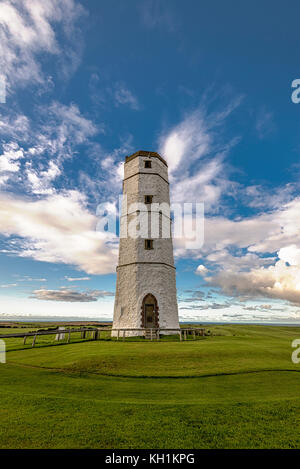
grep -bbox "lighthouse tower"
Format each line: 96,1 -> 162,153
112,150 -> 179,336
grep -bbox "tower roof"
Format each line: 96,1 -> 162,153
125,150 -> 168,167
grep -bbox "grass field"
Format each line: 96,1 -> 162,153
0,324 -> 299,448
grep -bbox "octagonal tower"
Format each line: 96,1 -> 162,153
112,150 -> 179,336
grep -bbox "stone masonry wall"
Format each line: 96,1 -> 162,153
112,153 -> 179,336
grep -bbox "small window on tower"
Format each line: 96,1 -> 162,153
144,160 -> 152,168
144,195 -> 153,204
145,239 -> 154,250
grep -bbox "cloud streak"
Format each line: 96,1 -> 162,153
31,287 -> 114,302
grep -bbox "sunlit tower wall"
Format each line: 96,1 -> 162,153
112,150 -> 179,336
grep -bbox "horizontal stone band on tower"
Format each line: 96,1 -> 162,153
123,171 -> 169,185
116,261 -> 176,270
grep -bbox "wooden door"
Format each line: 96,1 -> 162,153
145,304 -> 155,327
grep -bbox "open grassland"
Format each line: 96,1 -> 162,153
0,324 -> 299,448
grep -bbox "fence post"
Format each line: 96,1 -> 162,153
117,330 -> 120,341
193,330 -> 196,340
32,334 -> 37,348
123,330 -> 125,341
150,328 -> 153,341
23,336 -> 27,345
67,329 -> 71,343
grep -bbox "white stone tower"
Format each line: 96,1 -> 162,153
112,150 -> 179,336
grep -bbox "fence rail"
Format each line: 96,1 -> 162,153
0,326 -> 205,346
111,328 -> 205,341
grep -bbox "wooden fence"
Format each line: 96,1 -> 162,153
0,327 -> 205,347
111,328 -> 205,341
0,327 -> 103,347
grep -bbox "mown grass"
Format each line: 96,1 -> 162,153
0,324 -> 299,448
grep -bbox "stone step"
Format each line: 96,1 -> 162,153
144,329 -> 158,340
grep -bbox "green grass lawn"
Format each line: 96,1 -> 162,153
0,324 -> 299,448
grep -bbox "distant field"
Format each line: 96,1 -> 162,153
0,324 -> 299,448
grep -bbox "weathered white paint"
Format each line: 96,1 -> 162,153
112,152 -> 179,336
55,326 -> 66,341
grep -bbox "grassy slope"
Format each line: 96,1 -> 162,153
0,325 -> 299,449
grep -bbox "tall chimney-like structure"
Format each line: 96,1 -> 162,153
112,150 -> 179,336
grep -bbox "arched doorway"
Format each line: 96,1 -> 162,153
141,293 -> 159,328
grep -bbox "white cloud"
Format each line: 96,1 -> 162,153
0,142 -> 24,170
0,0 -> 85,92
208,260 -> 300,305
26,160 -> 61,195
278,245 -> 300,266
190,197 -> 300,306
159,98 -> 242,176
159,109 -> 211,175
0,190 -> 118,274
0,102 -> 99,193
157,97 -> 300,310
195,265 -> 208,276
198,197 -> 300,257
171,157 -> 225,206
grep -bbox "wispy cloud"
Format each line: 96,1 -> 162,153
0,0 -> 86,93
139,0 -> 178,33
17,277 -> 47,282
255,107 -> 275,139
89,73 -> 140,111
0,101 -> 99,194
114,83 -> 140,110
39,101 -> 99,162
0,113 -> 30,141
158,97 -> 242,210
65,276 -> 90,282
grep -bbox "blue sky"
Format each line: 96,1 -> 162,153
1,0 -> 300,323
